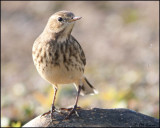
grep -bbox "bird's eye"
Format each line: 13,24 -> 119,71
58,17 -> 63,22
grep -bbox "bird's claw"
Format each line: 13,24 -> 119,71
41,104 -> 58,119
41,110 -> 51,117
64,105 -> 80,120
60,106 -> 81,111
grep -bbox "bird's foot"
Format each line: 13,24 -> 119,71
41,104 -> 59,119
64,105 -> 80,120
60,106 -> 81,111
51,104 -> 56,119
41,110 -> 51,117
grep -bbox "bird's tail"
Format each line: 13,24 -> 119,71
74,77 -> 98,96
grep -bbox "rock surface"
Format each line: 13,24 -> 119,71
23,108 -> 159,127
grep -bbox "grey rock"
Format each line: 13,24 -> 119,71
23,108 -> 159,127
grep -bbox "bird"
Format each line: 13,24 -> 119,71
32,10 -> 98,119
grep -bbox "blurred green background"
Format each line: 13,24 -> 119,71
1,1 -> 159,127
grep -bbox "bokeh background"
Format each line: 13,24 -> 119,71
1,1 -> 159,127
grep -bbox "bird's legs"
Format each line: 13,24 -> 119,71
41,85 -> 82,120
41,86 -> 58,119
64,85 -> 82,119
51,86 -> 57,119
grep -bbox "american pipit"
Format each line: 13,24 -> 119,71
32,10 -> 98,119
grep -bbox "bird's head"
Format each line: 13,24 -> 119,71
44,10 -> 81,39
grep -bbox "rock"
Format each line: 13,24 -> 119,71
23,108 -> 159,127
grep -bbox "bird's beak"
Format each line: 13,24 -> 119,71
69,16 -> 82,22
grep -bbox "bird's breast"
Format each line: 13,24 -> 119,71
32,37 -> 84,84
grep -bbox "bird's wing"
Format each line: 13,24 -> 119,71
71,35 -> 86,66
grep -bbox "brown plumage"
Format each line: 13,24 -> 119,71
32,10 -> 98,119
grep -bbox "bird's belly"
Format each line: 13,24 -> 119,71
36,63 -> 84,85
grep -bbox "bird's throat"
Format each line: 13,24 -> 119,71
55,27 -> 72,43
